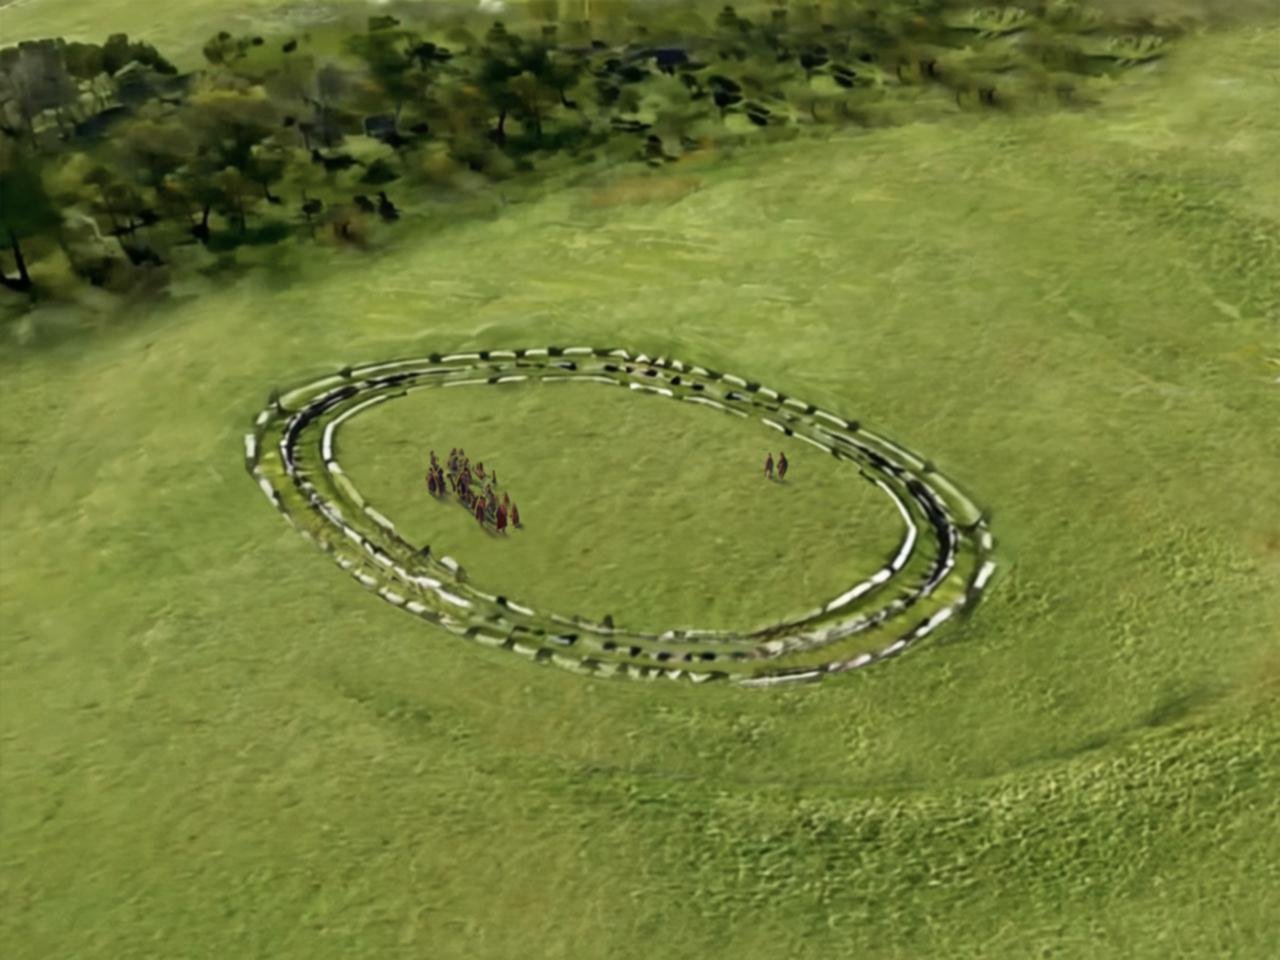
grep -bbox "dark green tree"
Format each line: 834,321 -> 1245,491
345,23 -> 419,123
0,144 -> 62,293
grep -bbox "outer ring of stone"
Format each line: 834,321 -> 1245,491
245,346 -> 998,687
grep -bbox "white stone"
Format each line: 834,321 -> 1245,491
364,507 -> 396,531
815,410 -> 845,427
973,561 -> 997,591
797,434 -> 833,453
436,589 -> 471,609
321,421 -> 337,462
825,580 -> 876,613
629,383 -> 672,398
926,607 -> 955,630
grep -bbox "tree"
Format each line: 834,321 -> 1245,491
212,166 -> 259,235
475,47 -> 522,145
542,46 -> 588,110
507,69 -> 555,142
121,117 -> 192,190
243,140 -> 289,205
182,83 -> 280,171
173,163 -> 226,245
345,23 -> 420,123
81,164 -> 162,265
0,142 -> 62,293
176,84 -> 282,242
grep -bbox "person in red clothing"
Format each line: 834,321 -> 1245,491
510,503 -> 520,527
764,452 -> 774,479
496,504 -> 508,533
474,498 -> 486,524
777,452 -> 789,480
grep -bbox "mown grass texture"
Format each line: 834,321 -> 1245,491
2,3 -> 1279,958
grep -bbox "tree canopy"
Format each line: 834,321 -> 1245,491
0,2 -> 1183,309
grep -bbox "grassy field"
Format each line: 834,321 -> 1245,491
0,0 -> 364,52
339,377 -> 907,634
3,2 -> 1279,958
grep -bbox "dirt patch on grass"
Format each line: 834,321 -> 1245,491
586,173 -> 703,209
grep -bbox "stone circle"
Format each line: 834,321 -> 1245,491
244,347 -> 998,686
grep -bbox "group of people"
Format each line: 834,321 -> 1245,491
426,448 -> 521,533
764,452 -> 789,481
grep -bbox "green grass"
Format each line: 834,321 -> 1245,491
340,378 -> 905,634
0,0 -> 363,53
2,6 -> 1279,959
